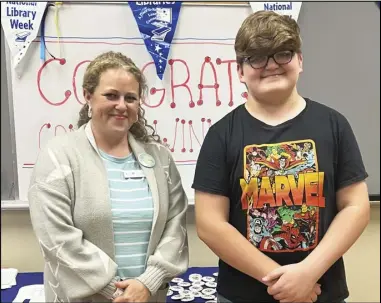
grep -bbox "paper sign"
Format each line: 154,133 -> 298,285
1,2 -> 48,72
129,1 -> 182,80
249,2 -> 302,20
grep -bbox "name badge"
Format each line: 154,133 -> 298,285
123,170 -> 145,179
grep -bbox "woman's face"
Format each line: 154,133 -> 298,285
85,68 -> 140,137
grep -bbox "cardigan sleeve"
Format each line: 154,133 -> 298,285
28,142 -> 119,301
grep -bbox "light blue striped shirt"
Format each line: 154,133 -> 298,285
99,149 -> 154,279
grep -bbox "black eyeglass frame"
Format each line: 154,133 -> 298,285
243,50 -> 295,69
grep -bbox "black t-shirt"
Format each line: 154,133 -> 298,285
192,98 -> 368,303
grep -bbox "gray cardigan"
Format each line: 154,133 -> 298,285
28,122 -> 189,302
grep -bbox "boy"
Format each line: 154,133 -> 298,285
192,10 -> 370,303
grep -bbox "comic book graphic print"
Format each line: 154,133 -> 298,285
240,140 -> 325,252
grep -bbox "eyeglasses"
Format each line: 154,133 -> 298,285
243,50 -> 295,69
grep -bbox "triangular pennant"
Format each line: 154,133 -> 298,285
1,2 -> 48,73
249,2 -> 302,21
129,1 -> 182,80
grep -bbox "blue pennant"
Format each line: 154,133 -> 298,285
129,1 -> 182,80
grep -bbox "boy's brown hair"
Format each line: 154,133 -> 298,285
234,10 -> 302,65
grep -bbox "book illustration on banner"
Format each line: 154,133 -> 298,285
168,272 -> 218,302
15,31 -> 31,42
151,22 -> 171,42
152,7 -> 172,40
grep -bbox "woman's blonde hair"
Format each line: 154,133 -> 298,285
77,51 -> 160,143
235,10 -> 302,65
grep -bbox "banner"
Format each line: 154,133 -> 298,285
249,2 -> 302,20
129,1 -> 182,80
1,1 -> 48,72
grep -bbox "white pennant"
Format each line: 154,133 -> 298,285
1,2 -> 47,73
249,2 -> 302,21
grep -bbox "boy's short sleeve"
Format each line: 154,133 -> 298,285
192,127 -> 229,197
336,114 -> 368,190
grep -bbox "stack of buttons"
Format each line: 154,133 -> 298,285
167,271 -> 219,302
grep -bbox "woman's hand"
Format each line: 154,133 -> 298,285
113,279 -> 151,303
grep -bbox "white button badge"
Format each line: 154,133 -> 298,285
138,153 -> 155,168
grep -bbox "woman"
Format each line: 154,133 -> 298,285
28,51 -> 189,303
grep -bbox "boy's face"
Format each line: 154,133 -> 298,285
237,49 -> 303,103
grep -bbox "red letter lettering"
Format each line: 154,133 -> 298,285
38,123 -> 51,149
37,58 -> 71,106
216,58 -> 236,107
197,56 -> 221,107
169,59 -> 194,108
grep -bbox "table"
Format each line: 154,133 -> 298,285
1,267 -> 218,303
1,272 -> 43,303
